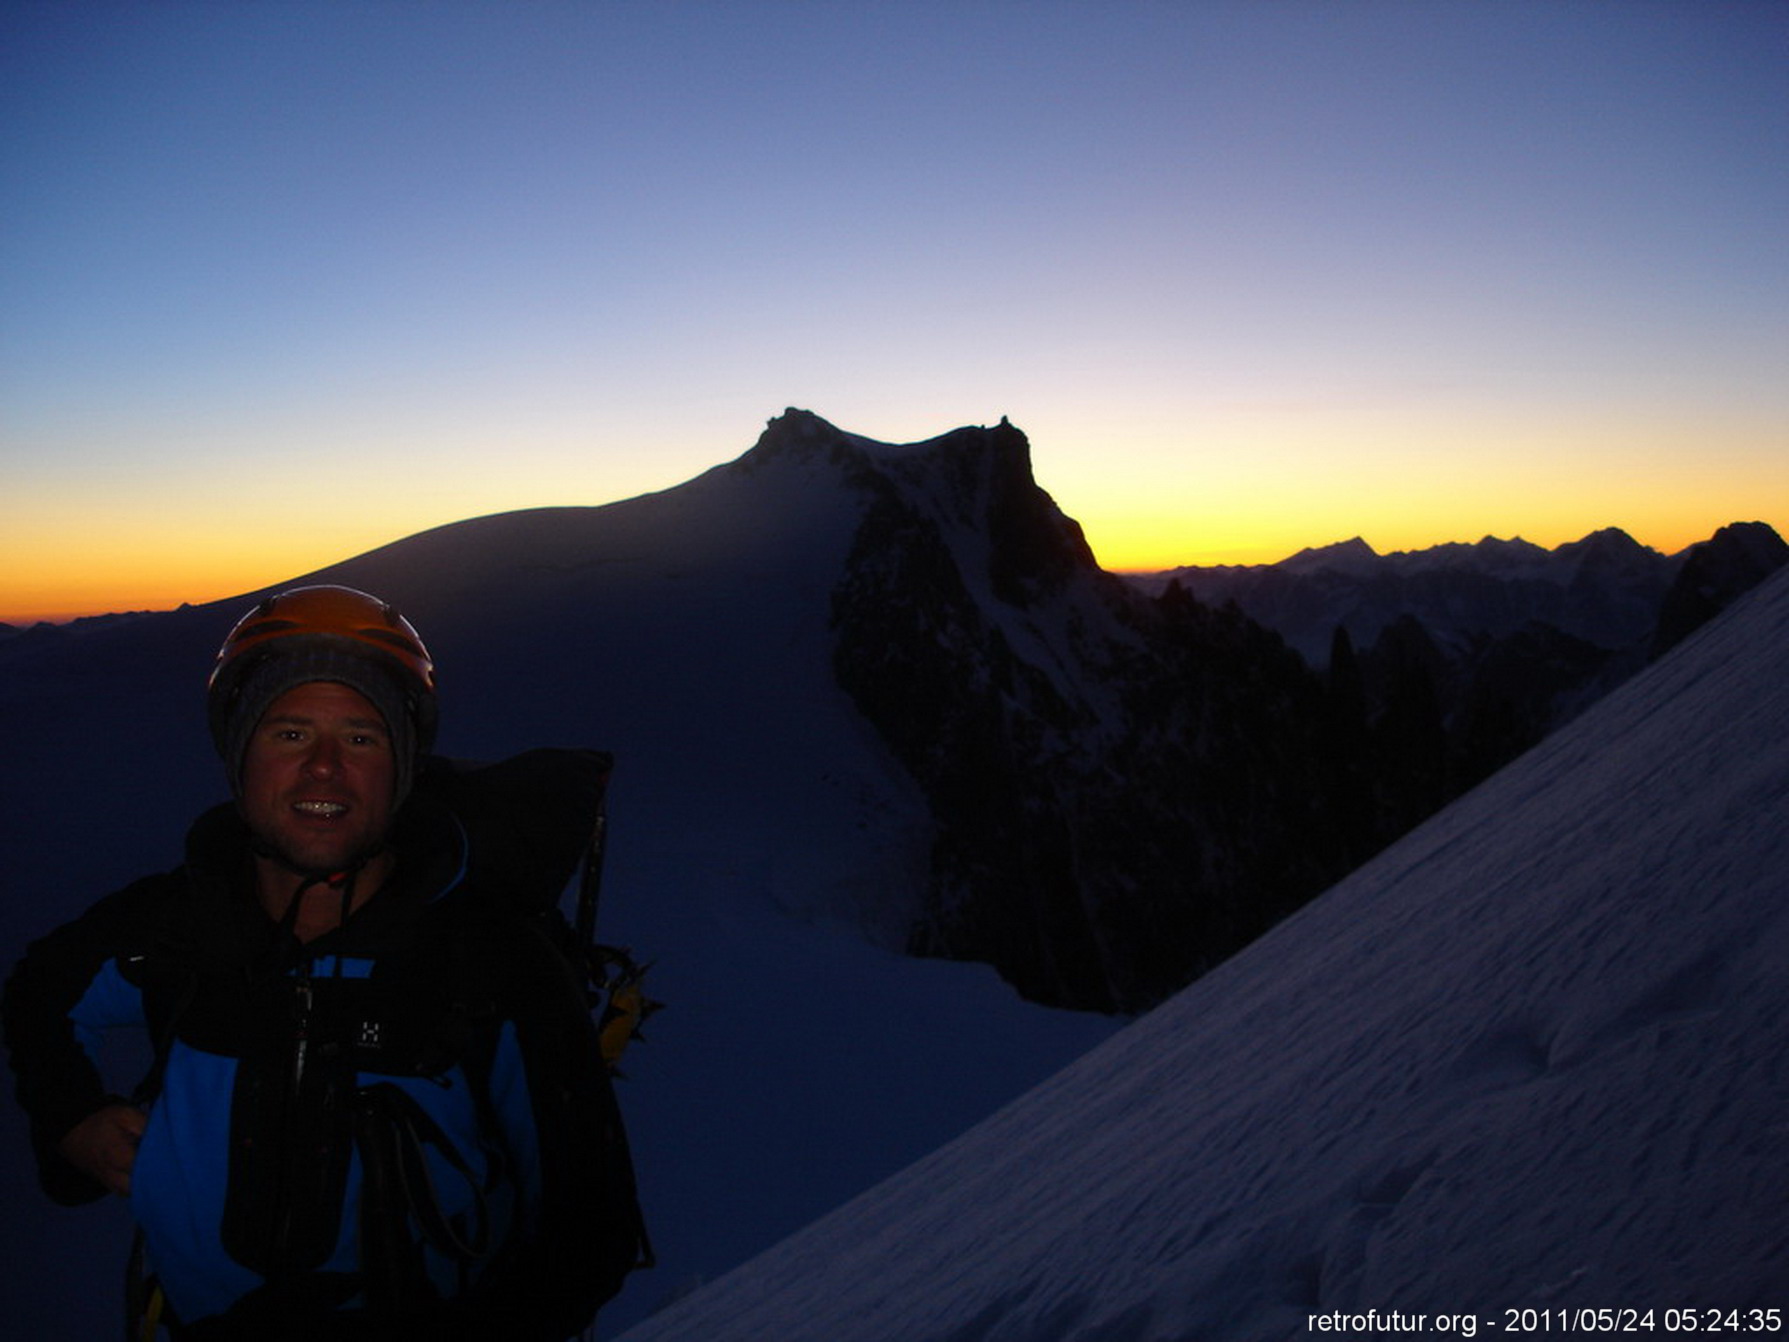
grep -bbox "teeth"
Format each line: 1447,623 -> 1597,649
294,801 -> 348,817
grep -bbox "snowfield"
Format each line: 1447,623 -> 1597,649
615,565 -> 1789,1340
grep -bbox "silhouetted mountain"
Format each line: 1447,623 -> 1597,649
1653,520 -> 1789,656
817,412 -> 1367,1011
2,410 -> 1141,1335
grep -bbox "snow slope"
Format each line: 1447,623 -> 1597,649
615,564 -> 1789,1340
0,425 -> 1119,1338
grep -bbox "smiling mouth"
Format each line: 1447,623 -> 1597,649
293,801 -> 350,818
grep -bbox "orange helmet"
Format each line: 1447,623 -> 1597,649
207,585 -> 439,801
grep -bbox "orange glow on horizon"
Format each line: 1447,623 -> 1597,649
0,527 -> 395,628
10,508 -> 1781,629
3,575 -> 266,629
1085,517 -> 1759,575
7,418 -> 1783,627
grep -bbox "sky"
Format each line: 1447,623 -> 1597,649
3,0 -> 1786,624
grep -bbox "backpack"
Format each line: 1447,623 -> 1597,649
417,749 -> 662,1076
396,748 -> 658,1266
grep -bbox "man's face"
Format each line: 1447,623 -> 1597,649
238,680 -> 397,876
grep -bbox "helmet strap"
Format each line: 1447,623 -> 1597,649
256,841 -> 388,944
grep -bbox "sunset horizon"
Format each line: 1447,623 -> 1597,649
5,414 -> 1775,628
7,3 -> 1784,629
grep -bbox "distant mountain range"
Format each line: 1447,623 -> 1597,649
1130,522 -> 1788,667
1117,522 -> 1786,866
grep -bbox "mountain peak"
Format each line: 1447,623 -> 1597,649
765,405 -> 838,441
1474,533 -> 1544,556
739,409 -> 1039,488
1702,519 -> 1789,568
735,407 -> 859,472
1280,536 -> 1379,575
1573,524 -> 1644,549
1654,520 -> 1789,655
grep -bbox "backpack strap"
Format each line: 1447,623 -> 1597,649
352,1080 -> 495,1313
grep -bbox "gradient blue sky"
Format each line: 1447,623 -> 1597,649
4,1 -> 1786,622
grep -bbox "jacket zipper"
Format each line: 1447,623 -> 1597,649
291,970 -> 314,1092
269,963 -> 314,1264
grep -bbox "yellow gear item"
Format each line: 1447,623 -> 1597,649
137,1282 -> 165,1341
592,947 -> 661,1072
